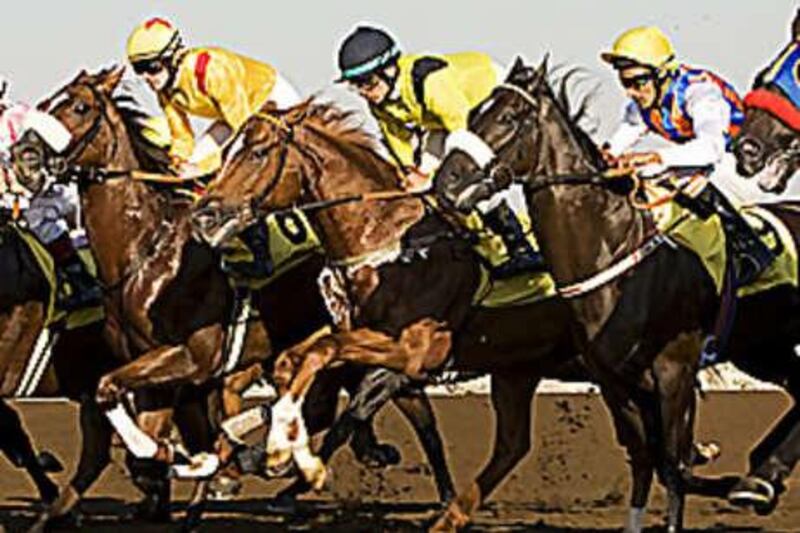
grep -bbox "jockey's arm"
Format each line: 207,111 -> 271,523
161,97 -> 196,167
377,116 -> 416,170
656,81 -> 729,168
406,70 -> 474,179
605,100 -> 648,158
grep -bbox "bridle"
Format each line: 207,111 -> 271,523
42,83 -> 118,173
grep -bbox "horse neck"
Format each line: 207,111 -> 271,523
80,113 -> 169,285
297,126 -> 424,261
528,101 -> 647,288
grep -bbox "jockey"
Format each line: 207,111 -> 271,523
126,17 -> 302,278
601,26 -> 774,286
5,107 -> 102,310
0,78 -> 29,200
336,25 -> 544,278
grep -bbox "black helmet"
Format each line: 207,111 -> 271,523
337,26 -> 400,82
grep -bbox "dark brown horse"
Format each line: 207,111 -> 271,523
26,66 -> 461,526
436,57 -> 800,531
734,9 -> 800,193
190,99 -> 617,531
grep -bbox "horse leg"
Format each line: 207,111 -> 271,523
275,367 -> 454,505
173,385 -> 216,529
266,321 -> 451,486
601,388 -> 656,533
392,387 -> 455,502
432,372 -> 536,532
125,390 -> 176,523
222,363 -> 264,417
729,372 -> 800,514
0,399 -> 59,503
96,324 -> 223,406
652,333 -> 701,533
31,397 -> 113,531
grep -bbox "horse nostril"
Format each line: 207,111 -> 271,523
739,139 -> 763,160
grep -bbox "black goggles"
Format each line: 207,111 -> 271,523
620,73 -> 656,90
132,59 -> 165,76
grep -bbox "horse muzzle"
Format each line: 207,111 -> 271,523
191,202 -> 255,248
753,150 -> 798,194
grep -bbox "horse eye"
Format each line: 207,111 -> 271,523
251,148 -> 268,161
73,101 -> 89,115
499,111 -> 517,125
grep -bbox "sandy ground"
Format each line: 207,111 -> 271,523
1,391 -> 799,532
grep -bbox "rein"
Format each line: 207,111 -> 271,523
239,111 -> 428,218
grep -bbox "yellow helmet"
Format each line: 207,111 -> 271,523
126,17 -> 182,63
601,26 -> 676,70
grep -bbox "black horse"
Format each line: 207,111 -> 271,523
436,57 -> 800,531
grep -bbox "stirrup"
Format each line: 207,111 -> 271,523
699,335 -> 720,368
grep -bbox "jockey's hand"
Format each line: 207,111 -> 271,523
617,151 -> 663,170
600,143 -> 619,167
402,167 -> 432,193
176,161 -> 205,180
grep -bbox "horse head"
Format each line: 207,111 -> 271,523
734,9 -> 800,193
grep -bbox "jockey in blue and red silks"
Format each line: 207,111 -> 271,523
600,26 -> 774,287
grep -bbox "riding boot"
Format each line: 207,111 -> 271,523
47,233 -> 102,311
678,184 -> 775,287
482,201 -> 546,279
225,218 -> 274,280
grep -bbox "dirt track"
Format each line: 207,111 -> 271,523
1,391 -> 799,532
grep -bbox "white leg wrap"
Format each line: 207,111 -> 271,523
171,452 -> 221,479
104,404 -> 159,459
221,405 -> 267,444
624,506 -> 646,533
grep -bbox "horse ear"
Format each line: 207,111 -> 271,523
536,54 -> 550,81
792,8 -> 800,41
97,65 -> 126,95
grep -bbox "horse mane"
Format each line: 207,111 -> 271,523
543,64 -> 607,171
111,93 -> 173,174
298,100 -> 403,190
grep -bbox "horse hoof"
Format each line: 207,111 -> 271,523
263,493 -> 298,515
131,495 -> 172,523
38,479 -> 59,505
728,475 -> 780,515
43,509 -> 82,530
37,451 -> 64,473
355,443 -> 401,468
208,475 -> 242,501
691,441 -> 721,467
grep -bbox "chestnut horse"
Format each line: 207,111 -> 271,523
25,66 -> 459,527
190,99 -> 608,531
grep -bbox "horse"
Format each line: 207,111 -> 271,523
435,57 -> 800,531
0,205 -> 230,528
26,66 -> 460,527
189,95 -> 632,531
734,9 -> 800,193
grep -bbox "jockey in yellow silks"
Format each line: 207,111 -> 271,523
600,26 -> 774,286
336,25 -> 544,278
126,17 -> 302,278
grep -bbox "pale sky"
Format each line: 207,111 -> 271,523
2,0 -> 797,196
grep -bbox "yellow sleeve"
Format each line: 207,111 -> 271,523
160,96 -> 195,162
204,57 -> 253,132
423,70 -> 473,132
376,115 -> 416,168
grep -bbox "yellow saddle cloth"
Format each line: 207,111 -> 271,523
14,226 -> 104,330
462,210 -> 557,308
221,209 -> 322,289
651,198 -> 798,297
